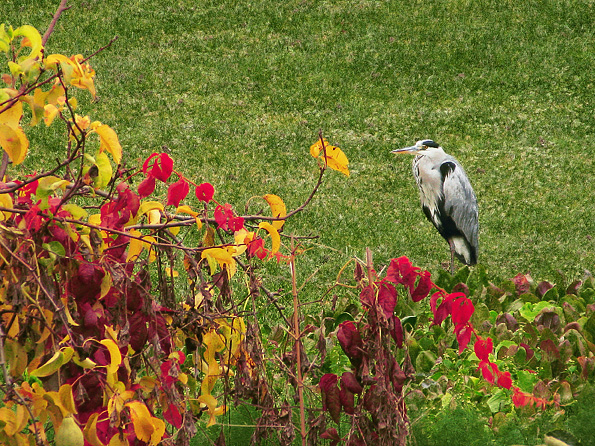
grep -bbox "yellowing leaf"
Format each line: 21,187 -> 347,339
197,395 -> 226,427
176,205 -> 203,229
45,54 -> 96,99
58,383 -> 77,415
94,124 -> 122,164
94,151 -> 113,189
201,247 -> 236,277
108,432 -> 128,446
100,339 -> 121,375
30,350 -> 64,377
324,144 -> 350,176
258,222 -> 281,256
83,413 -> 104,446
165,267 -> 178,277
0,192 -> 13,221
13,25 -> 43,60
263,194 -> 286,230
310,138 -> 350,176
149,418 -> 165,446
125,401 -> 155,443
233,229 -> 250,256
0,101 -> 28,164
0,407 -> 18,436
137,201 -> 164,218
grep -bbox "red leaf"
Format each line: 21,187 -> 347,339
247,238 -> 267,260
320,428 -> 341,443
138,175 -> 156,198
377,282 -> 397,319
195,182 -> 215,202
152,153 -> 174,182
337,322 -> 363,366
142,153 -> 159,174
520,343 -> 534,361
339,386 -> 355,414
497,370 -> 512,389
474,337 -> 493,362
385,256 -> 420,290
319,374 -> 341,424
478,360 -> 496,384
431,295 -> 453,326
411,270 -> 433,302
167,177 -> 189,207
141,152 -> 174,182
340,372 -> 363,395
359,285 -> 375,308
512,273 -> 531,295
451,296 -> 474,326
164,403 -> 183,428
228,216 -> 244,231
512,386 -> 532,408
454,323 -> 472,353
390,316 -> 404,348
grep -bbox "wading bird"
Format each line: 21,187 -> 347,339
392,139 -> 478,274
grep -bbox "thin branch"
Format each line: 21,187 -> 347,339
42,0 -> 72,46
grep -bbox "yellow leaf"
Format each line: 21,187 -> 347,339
201,247 -> 236,277
176,205 -> 203,229
0,123 -> 28,164
83,413 -> 104,446
0,407 -> 18,436
58,383 -> 77,415
258,222 -> 281,256
263,194 -> 286,230
196,395 -> 226,427
324,144 -> 350,176
147,209 -> 161,225
125,401 -> 154,443
100,339 -> 122,375
0,100 -> 28,164
310,138 -> 350,176
0,191 -> 13,221
149,417 -> 165,446
108,432 -> 128,446
13,25 -> 43,60
165,267 -> 179,277
30,350 -> 64,378
126,230 -> 144,262
233,229 -> 249,256
137,201 -> 164,218
94,124 -> 122,164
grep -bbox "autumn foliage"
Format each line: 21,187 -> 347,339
1,10 -> 592,446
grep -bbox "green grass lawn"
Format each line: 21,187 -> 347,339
3,0 -> 595,286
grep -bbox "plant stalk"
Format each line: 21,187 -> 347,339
290,237 -> 307,446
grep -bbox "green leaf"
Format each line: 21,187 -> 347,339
486,388 -> 508,413
516,370 -> 538,393
42,241 -> 65,257
94,150 -> 113,189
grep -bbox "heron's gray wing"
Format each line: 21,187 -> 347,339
440,160 -> 479,252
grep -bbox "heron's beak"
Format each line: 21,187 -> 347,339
391,146 -> 418,155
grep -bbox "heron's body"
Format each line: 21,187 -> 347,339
392,140 -> 478,272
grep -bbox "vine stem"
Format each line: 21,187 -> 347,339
290,237 -> 307,446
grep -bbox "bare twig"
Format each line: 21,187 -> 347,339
42,0 -> 72,45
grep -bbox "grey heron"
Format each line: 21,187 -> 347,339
392,139 -> 478,273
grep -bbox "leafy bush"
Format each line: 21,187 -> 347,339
1,7 -> 594,446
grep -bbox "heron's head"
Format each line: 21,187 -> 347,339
391,139 -> 440,155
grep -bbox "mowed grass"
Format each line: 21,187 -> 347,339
3,0 -> 595,289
